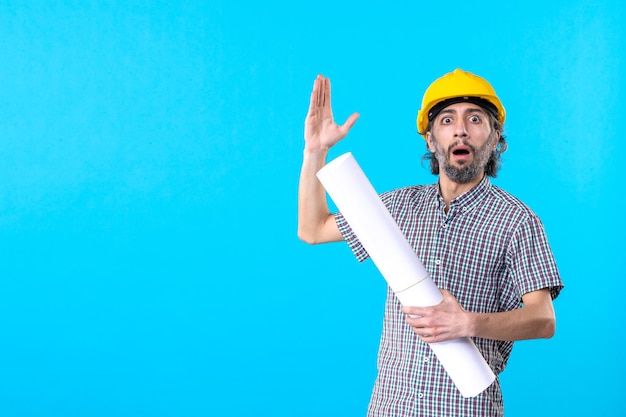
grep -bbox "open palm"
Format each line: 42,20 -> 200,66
304,75 -> 359,151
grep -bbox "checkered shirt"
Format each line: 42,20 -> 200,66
335,176 -> 563,417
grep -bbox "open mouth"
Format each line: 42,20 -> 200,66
451,145 -> 472,158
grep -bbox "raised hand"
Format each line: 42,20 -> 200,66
304,74 -> 359,152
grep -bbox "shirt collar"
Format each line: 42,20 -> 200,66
436,175 -> 492,214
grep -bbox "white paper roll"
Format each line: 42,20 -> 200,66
316,152 -> 496,398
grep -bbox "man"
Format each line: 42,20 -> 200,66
298,69 -> 563,416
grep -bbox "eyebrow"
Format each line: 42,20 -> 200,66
438,106 -> 488,117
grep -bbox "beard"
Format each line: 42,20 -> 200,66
431,131 -> 497,184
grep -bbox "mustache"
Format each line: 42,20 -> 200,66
447,140 -> 476,155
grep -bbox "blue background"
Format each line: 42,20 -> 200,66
0,1 -> 623,416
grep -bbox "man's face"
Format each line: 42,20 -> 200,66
427,102 -> 499,184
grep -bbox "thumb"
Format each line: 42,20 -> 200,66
339,112 -> 360,135
440,289 -> 456,302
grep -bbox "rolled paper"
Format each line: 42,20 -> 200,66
316,152 -> 496,398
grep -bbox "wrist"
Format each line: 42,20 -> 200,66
303,146 -> 329,158
466,311 -> 480,338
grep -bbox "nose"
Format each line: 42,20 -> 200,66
453,119 -> 468,138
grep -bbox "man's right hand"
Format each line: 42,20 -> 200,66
304,74 -> 359,152
297,74 -> 357,244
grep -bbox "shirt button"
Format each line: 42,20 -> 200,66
423,356 -> 429,362
418,393 -> 424,399
434,259 -> 441,266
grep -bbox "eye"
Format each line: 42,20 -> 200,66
441,117 -> 453,124
469,115 -> 481,123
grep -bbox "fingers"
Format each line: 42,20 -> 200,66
309,75 -> 321,107
406,317 -> 443,341
323,76 -> 330,107
307,75 -> 329,117
410,322 -> 440,341
403,306 -> 437,339
404,312 -> 429,330
306,75 -> 326,123
313,74 -> 327,107
402,305 -> 427,316
310,74 -> 330,108
317,75 -> 325,108
419,333 -> 436,342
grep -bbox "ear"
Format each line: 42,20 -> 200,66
491,130 -> 501,151
426,131 -> 436,152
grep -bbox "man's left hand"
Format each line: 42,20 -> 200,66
402,290 -> 473,343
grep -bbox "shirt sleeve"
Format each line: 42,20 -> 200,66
506,214 -> 564,301
334,211 -> 370,262
334,189 -> 399,264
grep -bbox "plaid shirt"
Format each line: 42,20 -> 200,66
335,176 -> 563,417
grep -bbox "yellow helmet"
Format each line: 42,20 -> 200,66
416,68 -> 506,139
